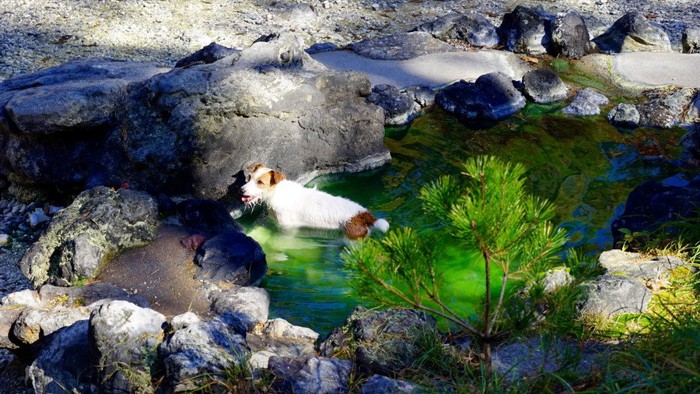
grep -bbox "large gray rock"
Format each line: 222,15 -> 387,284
436,72 -> 526,121
498,6 -> 554,55
20,187 -> 158,287
412,13 -> 499,47
248,318 -> 319,370
211,286 -> 270,331
269,356 -> 353,394
366,84 -> 421,126
522,68 -> 568,104
562,88 -> 609,116
194,230 -> 267,286
599,249 -> 688,285
26,321 -> 98,394
638,87 -> 697,129
12,307 -> 89,346
592,11 -> 672,53
350,32 -> 456,60
607,103 -> 640,128
159,314 -> 250,392
89,300 -> 166,393
682,27 -> 700,53
579,275 -> 652,317
551,10 -> 591,59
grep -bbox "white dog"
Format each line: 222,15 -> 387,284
241,163 -> 389,239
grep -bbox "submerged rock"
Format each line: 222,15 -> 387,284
592,11 -> 672,53
413,13 -> 499,47
350,32 -> 456,60
436,72 -> 526,121
498,5 -> 554,55
522,68 -> 568,104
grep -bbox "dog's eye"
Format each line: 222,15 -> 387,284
257,180 -> 263,185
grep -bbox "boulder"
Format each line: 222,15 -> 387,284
607,103 -> 640,128
248,318 -> 319,370
403,85 -> 436,107
551,10 -> 591,59
89,300 -> 166,393
12,307 -> 89,346
26,321 -> 98,394
436,72 -> 526,122
522,68 -> 568,104
269,356 -> 353,394
159,314 -> 249,392
562,88 -> 609,116
211,286 -> 270,331
350,32 -> 456,60
360,375 -> 423,394
412,13 -> 499,47
20,187 -> 158,287
579,275 -> 652,317
366,84 -> 421,126
598,249 -> 688,286
638,88 -> 697,129
682,27 -> 700,53
176,198 -> 243,237
175,42 -> 241,68
592,11 -> 672,53
681,126 -> 700,159
194,230 -> 267,285
498,6 -> 554,55
320,307 -> 438,375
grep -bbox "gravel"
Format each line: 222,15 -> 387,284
1,0 -> 699,80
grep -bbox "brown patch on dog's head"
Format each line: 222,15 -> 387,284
253,169 -> 287,191
345,211 -> 377,240
247,163 -> 265,172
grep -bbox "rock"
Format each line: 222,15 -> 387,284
522,68 -> 568,104
1,289 -> 41,307
38,282 -> 149,308
638,88 -> 697,129
20,187 -> 158,287
27,208 -> 50,228
320,307 -> 438,375
248,318 -> 319,370
686,94 -> 700,124
0,233 -> 9,247
607,103 -> 640,128
211,287 -> 270,331
262,318 -> 319,342
498,5 -> 554,55
194,230 -> 267,286
436,72 -> 526,122
176,198 -> 243,237
305,42 -> 340,54
360,374 -> 422,393
540,267 -> 574,293
412,13 -> 499,47
0,307 -> 22,349
579,275 -> 652,317
269,356 -> 353,394
612,179 -> 700,245
598,249 -> 688,286
682,27 -> 700,53
551,10 -> 591,59
403,85 -> 435,107
89,300 -> 166,393
592,11 -> 672,53
366,84 -> 421,126
350,32 -> 456,60
12,307 -> 89,346
159,316 -> 249,392
175,42 -> 240,68
26,321 -> 98,394
681,126 -> 700,159
562,88 -> 609,116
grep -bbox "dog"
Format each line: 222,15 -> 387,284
241,163 -> 389,239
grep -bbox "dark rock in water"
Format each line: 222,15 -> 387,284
305,42 -> 339,54
404,85 -> 435,107
194,230 -> 267,285
579,275 -> 652,317
681,126 -> 700,159
412,12 -> 499,47
683,27 -> 700,53
366,84 -> 420,126
551,10 -> 591,59
320,307 -> 438,375
177,199 -> 242,237
607,103 -> 640,128
498,5 -> 554,55
522,68 -> 568,103
562,88 -> 609,116
350,31 -> 456,60
269,356 -> 353,394
592,11 -> 672,53
611,180 -> 700,245
436,72 -> 526,121
360,374 -> 423,394
175,42 -> 240,68
20,187 -> 158,287
26,321 -> 97,393
638,87 -> 697,129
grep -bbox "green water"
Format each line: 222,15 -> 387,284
240,106 -> 694,335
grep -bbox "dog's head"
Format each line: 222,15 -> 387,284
241,163 -> 287,205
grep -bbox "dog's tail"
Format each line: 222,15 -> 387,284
373,218 -> 390,233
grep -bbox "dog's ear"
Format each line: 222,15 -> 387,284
247,163 -> 265,172
270,170 -> 286,185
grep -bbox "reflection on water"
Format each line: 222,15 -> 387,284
240,106 -> 695,335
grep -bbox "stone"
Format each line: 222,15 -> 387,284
194,230 -> 267,286
12,306 -> 89,345
682,27 -> 700,53
366,84 -> 421,126
305,42 -> 340,54
211,286 -> 270,331
360,374 -> 422,393
176,198 -> 243,237
638,88 -> 697,129
592,11 -> 672,53
0,307 -> 22,349
20,187 -> 158,287
579,275 -> 652,317
269,356 -> 353,394
263,318 -> 319,342
248,318 -> 319,370
522,68 -> 568,104
598,249 -> 688,285
350,32 -> 456,60
27,208 -> 50,228
562,88 -> 609,116
607,103 -> 640,128
681,126 -> 700,159
686,94 -> 700,124
159,317 -> 249,392
175,42 -> 240,68
89,300 -> 166,393
412,13 -> 499,47
1,288 -> 41,307
551,10 -> 591,59
436,72 -> 526,122
498,5 -> 554,55
540,267 -> 574,293
0,233 -> 8,247
403,85 -> 435,107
